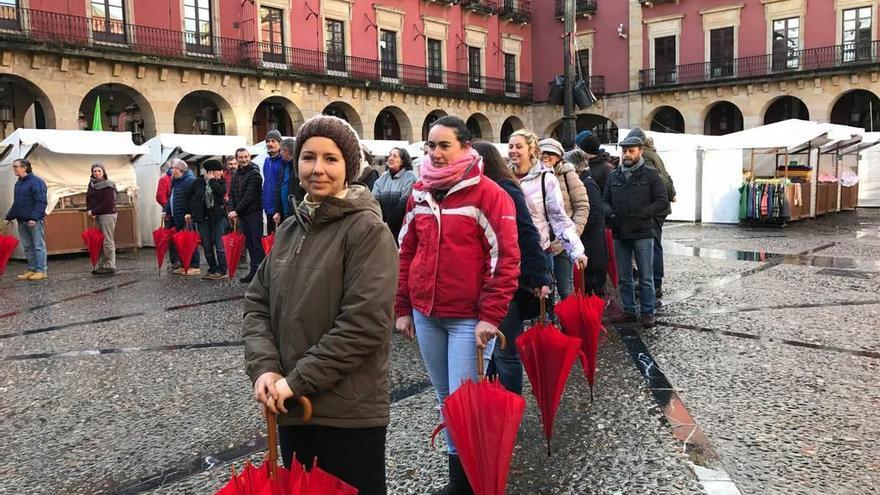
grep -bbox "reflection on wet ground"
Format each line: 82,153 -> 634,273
0,279 -> 141,319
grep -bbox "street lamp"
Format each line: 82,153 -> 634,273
195,109 -> 210,134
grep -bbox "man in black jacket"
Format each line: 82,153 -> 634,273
186,160 -> 228,280
601,136 -> 669,327
228,148 -> 264,284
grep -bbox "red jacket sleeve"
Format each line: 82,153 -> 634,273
477,184 -> 521,327
394,195 -> 417,317
156,175 -> 170,207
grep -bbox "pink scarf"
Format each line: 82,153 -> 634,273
419,148 -> 480,191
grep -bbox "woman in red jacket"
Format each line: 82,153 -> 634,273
396,116 -> 520,494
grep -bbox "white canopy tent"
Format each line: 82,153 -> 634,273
133,134 -> 246,246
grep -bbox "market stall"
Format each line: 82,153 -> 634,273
0,129 -> 147,257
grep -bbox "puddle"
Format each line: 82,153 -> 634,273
0,279 -> 141,319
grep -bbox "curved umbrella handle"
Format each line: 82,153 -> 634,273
264,396 -> 312,479
476,331 -> 507,381
297,395 -> 313,422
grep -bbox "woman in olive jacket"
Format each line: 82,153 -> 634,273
243,116 -> 398,495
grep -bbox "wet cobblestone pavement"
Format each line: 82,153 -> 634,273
2,209 -> 879,494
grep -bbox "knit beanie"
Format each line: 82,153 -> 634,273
574,130 -> 593,151
265,129 -> 283,144
292,115 -> 362,184
203,159 -> 223,171
580,134 -> 601,156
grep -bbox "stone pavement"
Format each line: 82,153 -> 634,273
1,209 -> 879,494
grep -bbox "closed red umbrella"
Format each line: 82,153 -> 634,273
288,461 -> 358,495
0,228 -> 19,276
81,226 -> 104,268
223,220 -> 247,280
172,224 -> 201,274
261,232 -> 275,256
515,301 -> 582,456
604,228 -> 618,288
555,270 -> 606,400
152,226 -> 176,271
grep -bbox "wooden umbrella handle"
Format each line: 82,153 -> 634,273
297,395 -> 313,422
540,296 -> 546,325
264,396 -> 313,479
476,331 -> 507,381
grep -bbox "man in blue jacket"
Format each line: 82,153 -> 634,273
261,130 -> 283,234
5,159 -> 48,280
163,158 -> 199,275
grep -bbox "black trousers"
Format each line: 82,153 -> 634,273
239,211 -> 265,275
265,212 -> 277,234
279,424 -> 387,495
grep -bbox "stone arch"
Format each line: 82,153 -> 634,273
173,90 -> 236,135
0,73 -> 57,134
648,106 -> 685,133
421,109 -> 447,141
829,89 -> 880,130
466,113 -> 492,140
703,101 -> 743,136
763,95 -> 809,125
78,82 -> 156,143
322,101 -> 364,137
252,96 -> 304,142
374,105 -> 413,141
500,116 -> 525,142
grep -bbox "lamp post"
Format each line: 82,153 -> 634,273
560,0 -> 577,149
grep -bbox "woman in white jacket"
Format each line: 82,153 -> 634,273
509,129 -> 587,287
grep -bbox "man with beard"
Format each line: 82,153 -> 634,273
601,136 -> 668,328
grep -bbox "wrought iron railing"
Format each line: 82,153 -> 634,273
499,0 -> 531,23
640,40 -> 880,89
0,7 -> 531,100
461,0 -> 498,15
554,0 -> 598,19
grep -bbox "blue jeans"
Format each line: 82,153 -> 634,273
614,238 -> 655,316
198,216 -> 228,274
653,219 -> 664,291
553,252 -> 573,300
413,309 -> 496,455
490,298 -> 525,395
18,220 -> 47,273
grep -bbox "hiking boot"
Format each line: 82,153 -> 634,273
94,267 -> 115,276
610,312 -> 637,324
28,272 -> 48,281
16,270 -> 35,281
639,314 -> 656,328
432,455 -> 473,495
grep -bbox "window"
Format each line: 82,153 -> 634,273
843,7 -> 872,63
504,53 -> 516,93
260,6 -> 284,63
326,19 -> 346,72
468,46 -> 482,89
0,0 -> 19,30
654,35 -> 677,83
91,0 -> 126,43
772,17 -> 800,70
427,38 -> 443,84
380,29 -> 398,79
184,0 -> 213,54
710,27 -> 734,78
575,48 -> 590,80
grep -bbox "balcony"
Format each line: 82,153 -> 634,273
0,7 -> 531,101
639,41 -> 880,90
499,0 -> 531,23
639,0 -> 680,6
555,0 -> 598,19
461,0 -> 497,16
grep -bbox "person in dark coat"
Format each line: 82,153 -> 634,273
164,158 -> 200,275
474,140 -> 551,395
262,130 -> 284,234
372,147 -> 417,242
356,145 -> 380,191
601,136 -> 668,328
228,148 -> 264,284
566,149 -> 609,297
4,158 -> 48,280
274,138 -> 306,223
186,160 -> 228,280
578,133 -> 613,193
86,162 -> 117,276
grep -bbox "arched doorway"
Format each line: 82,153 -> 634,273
548,114 -> 618,144
252,97 -> 302,141
174,91 -> 234,136
831,90 -> 880,131
422,110 -> 447,141
704,102 -> 743,136
79,83 -> 155,144
764,96 -> 809,124
322,102 -> 363,136
500,116 -> 524,142
0,74 -> 56,138
649,106 -> 685,133
466,113 -> 492,140
374,106 -> 412,141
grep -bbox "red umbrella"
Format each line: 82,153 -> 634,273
223,220 -> 247,280
152,226 -> 176,271
515,302 -> 582,456
172,224 -> 201,274
604,228 -> 619,288
261,232 -> 275,256
81,226 -> 104,267
288,461 -> 358,495
555,272 -> 606,401
0,228 -> 19,276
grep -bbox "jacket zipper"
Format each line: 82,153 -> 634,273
428,201 -> 442,314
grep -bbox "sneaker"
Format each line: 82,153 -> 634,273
16,270 -> 35,280
28,272 -> 48,281
610,312 -> 637,324
90,268 -> 100,275
171,267 -> 186,275
208,272 -> 228,280
168,263 -> 182,272
183,268 -> 201,276
95,267 -> 115,276
639,314 -> 656,328
201,271 -> 215,280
